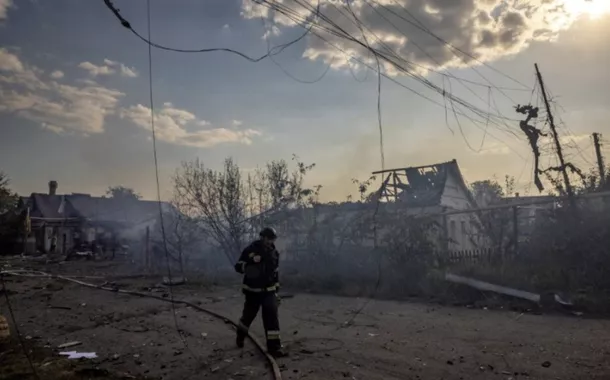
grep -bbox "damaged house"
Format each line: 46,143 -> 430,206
268,159 -> 490,261
19,181 -> 171,255
374,159 -> 488,251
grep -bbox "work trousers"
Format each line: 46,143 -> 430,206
237,291 -> 281,351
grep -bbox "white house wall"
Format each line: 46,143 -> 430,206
441,172 -> 490,251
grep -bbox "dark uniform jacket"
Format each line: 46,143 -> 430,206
234,240 -> 279,293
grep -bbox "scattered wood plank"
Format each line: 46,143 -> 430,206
445,273 -> 540,303
57,341 -> 82,349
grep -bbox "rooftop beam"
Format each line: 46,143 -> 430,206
371,159 -> 456,175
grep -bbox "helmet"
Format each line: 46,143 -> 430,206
259,227 -> 277,239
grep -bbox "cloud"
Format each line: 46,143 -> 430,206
0,49 -> 124,134
119,65 -> 139,78
231,119 -> 243,127
0,48 -> 24,72
78,61 -> 115,76
242,0 -> 610,74
262,25 -> 281,40
50,70 -> 64,79
42,123 -> 65,134
78,59 -> 139,78
0,0 -> 12,20
120,103 -> 261,148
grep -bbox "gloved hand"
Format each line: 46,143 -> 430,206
276,293 -> 282,306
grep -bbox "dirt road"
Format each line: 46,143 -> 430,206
2,259 -> 610,380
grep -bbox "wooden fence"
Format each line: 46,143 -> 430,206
438,248 -> 500,266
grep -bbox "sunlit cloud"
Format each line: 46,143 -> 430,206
242,0 -> 610,75
0,49 -> 124,134
120,103 -> 261,148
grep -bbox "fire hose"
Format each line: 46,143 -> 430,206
1,270 -> 282,380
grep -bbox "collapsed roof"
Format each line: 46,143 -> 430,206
375,159 -> 475,208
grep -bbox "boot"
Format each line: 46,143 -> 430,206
269,347 -> 288,358
236,333 -> 245,349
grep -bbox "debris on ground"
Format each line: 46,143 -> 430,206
163,276 -> 187,286
2,258 -> 609,380
57,341 -> 82,349
59,351 -> 98,359
0,315 -> 10,340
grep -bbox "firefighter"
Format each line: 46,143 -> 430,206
234,227 -> 287,358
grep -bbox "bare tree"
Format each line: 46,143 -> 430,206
172,154 -> 320,267
173,158 -> 247,263
251,156 -> 317,215
152,199 -> 203,274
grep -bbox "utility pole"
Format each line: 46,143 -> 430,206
535,63 -> 574,200
593,133 -> 605,186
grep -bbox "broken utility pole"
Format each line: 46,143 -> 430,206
535,63 -> 574,201
515,104 -> 545,192
593,133 -> 605,186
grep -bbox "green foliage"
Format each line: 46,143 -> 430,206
0,171 -> 20,253
106,185 -> 142,201
524,204 -> 610,292
470,175 -> 515,206
469,176 -> 516,252
0,171 -> 18,214
575,165 -> 610,195
279,175 -> 438,298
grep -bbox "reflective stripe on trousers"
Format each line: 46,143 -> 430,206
266,330 -> 281,340
242,283 -> 279,292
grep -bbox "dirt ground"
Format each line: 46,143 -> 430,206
2,258 -> 610,380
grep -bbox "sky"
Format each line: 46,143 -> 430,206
0,0 -> 609,202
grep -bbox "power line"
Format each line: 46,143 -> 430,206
346,56 -> 371,82
365,0 -> 530,95
363,0 -> 526,131
382,0 -> 531,91
261,15 -> 333,84
259,0 -> 524,127
144,0 -> 195,357
103,0 -> 311,61
106,0 -> 529,136
345,0 -> 385,171
298,25 -> 527,160
441,76 -> 454,134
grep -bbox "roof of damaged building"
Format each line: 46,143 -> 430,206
25,193 -> 170,225
28,194 -> 81,219
258,160 -> 476,228
375,159 -> 476,208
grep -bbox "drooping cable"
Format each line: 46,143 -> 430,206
335,0 -> 384,330
260,9 -> 333,84
103,0 -> 309,61
143,0 -> 195,356
255,0 -> 522,127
